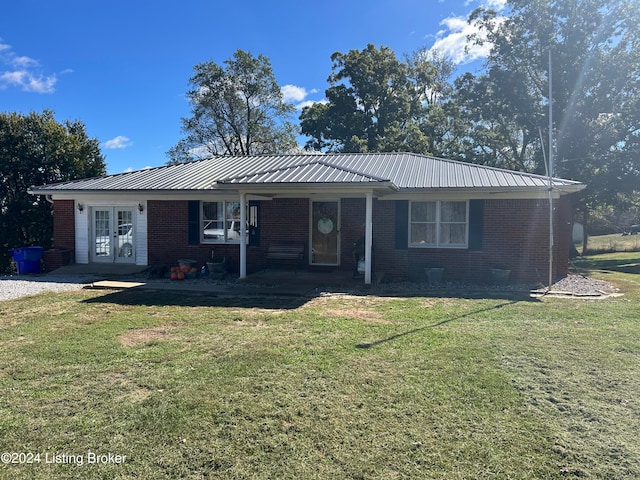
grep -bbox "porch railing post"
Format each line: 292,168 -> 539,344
365,192 -> 373,284
240,192 -> 247,279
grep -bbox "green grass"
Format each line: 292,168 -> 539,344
1,253 -> 640,479
580,232 -> 640,254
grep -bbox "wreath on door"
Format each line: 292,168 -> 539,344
317,216 -> 334,234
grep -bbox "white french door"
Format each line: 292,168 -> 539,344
92,207 -> 135,263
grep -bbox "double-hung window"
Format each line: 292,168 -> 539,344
202,201 -> 246,243
410,201 -> 468,248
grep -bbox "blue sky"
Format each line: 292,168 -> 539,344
1,0 -> 505,174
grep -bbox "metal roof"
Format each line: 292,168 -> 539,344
29,152 -> 583,194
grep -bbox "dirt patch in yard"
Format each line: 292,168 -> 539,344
118,326 -> 179,347
328,305 -> 391,323
311,294 -> 410,324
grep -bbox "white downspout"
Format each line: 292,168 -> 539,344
365,192 -> 373,284
239,192 -> 247,279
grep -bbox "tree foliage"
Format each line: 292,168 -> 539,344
300,44 -> 456,154
450,69 -> 545,172
301,4 -> 638,245
168,49 -> 298,164
0,110 -> 106,273
467,0 -> 640,243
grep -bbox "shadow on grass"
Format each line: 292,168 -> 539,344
356,297 -> 528,349
81,287 -> 309,310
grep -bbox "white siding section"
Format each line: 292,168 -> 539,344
74,200 -> 148,265
135,203 -> 148,266
75,202 -> 89,264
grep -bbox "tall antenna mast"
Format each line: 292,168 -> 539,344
548,49 -> 554,290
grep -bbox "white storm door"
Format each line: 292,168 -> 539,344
310,200 -> 340,265
92,207 -> 135,263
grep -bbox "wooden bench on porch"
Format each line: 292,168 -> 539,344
265,241 -> 305,270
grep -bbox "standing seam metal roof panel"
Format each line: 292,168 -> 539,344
29,152 -> 583,192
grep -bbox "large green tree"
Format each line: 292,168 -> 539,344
449,69 -> 546,172
168,49 -> 298,163
466,0 -> 640,248
0,110 -> 106,273
300,44 -> 453,154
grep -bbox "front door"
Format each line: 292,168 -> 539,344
310,200 -> 340,265
92,207 -> 135,263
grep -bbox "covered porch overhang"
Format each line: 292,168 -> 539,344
225,183 -> 398,285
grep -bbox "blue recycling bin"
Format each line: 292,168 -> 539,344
9,246 -> 44,274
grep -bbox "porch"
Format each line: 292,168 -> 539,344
46,263 -> 368,297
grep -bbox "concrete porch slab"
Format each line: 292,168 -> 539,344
48,264 -> 149,277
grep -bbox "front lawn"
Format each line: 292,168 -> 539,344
1,253 -> 639,479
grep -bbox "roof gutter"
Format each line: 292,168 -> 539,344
27,181 -> 401,198
28,182 -> 582,198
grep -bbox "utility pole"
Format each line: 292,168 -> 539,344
548,49 -> 554,290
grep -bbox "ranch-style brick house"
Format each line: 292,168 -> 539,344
29,152 -> 584,284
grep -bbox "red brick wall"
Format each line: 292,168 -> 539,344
146,199 -> 310,272
44,200 -> 77,271
259,198 -> 309,244
52,200 -> 75,252
481,197 -> 572,283
370,197 -> 573,284
146,200 -> 239,270
341,198 -> 367,273
143,196 -> 573,283
372,199 -> 409,280
252,198 -> 309,271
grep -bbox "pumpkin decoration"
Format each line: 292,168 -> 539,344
170,272 -> 178,280
177,271 -> 185,280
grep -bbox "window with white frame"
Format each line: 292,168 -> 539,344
202,201 -> 247,243
410,201 -> 468,248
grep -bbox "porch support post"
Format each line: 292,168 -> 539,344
239,192 -> 247,279
365,191 -> 373,284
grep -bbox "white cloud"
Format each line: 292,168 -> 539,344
0,70 -> 25,85
24,74 -> 56,93
429,16 -> 489,64
281,84 -> 325,110
485,0 -> 507,9
0,70 -> 56,93
281,84 -> 309,103
103,136 -> 133,149
11,55 -> 38,68
296,99 -> 328,110
123,165 -> 152,173
0,38 -> 58,93
428,1 -> 506,65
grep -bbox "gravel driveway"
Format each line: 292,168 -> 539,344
0,275 -> 98,302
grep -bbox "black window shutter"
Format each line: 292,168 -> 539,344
468,199 -> 484,250
395,200 -> 409,249
248,200 -> 260,247
187,200 -> 200,245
